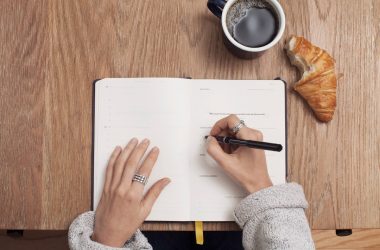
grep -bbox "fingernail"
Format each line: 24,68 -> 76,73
142,138 -> 149,144
164,178 -> 171,185
130,137 -> 138,144
206,136 -> 213,143
152,146 -> 159,153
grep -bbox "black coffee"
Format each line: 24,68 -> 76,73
226,0 -> 278,48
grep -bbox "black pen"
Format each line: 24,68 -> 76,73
205,135 -> 283,152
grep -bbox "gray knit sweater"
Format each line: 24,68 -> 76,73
68,183 -> 315,249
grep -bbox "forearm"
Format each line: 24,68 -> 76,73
68,211 -> 152,250
234,183 -> 315,250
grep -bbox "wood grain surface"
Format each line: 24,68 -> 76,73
0,229 -> 380,249
0,0 -> 379,232
313,229 -> 380,249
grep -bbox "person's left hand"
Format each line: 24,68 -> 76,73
92,138 -> 170,247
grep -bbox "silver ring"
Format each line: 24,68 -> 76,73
231,120 -> 245,134
132,174 -> 148,185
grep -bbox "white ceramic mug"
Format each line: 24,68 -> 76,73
207,0 -> 286,59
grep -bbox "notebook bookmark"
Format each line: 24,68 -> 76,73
195,221 -> 204,245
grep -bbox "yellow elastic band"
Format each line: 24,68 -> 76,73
195,221 -> 204,245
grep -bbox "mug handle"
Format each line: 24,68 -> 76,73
207,0 -> 227,18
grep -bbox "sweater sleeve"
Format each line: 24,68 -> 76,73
68,211 -> 152,250
234,183 -> 315,250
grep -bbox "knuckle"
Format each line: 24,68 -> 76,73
123,144 -> 135,155
147,151 -> 157,161
115,187 -> 127,197
111,149 -> 120,158
229,114 -> 238,120
135,144 -> 143,152
113,159 -> 123,169
131,138 -> 141,145
150,187 -> 161,199
145,207 -> 152,216
126,190 -> 138,201
255,131 -> 264,141
126,158 -> 137,168
109,184 -> 117,193
152,190 -> 160,199
138,141 -> 149,150
106,162 -> 114,171
103,187 -> 110,196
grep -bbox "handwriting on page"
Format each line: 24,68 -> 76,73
189,80 -> 286,220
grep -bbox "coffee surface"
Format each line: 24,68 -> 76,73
226,0 -> 278,48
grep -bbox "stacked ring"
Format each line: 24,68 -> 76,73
132,174 -> 148,185
230,120 -> 245,134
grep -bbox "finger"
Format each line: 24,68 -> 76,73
210,114 -> 255,140
209,114 -> 240,136
250,128 -> 264,141
141,178 -> 171,217
119,138 -> 150,189
238,128 -> 264,141
131,147 -> 160,193
111,138 -> 138,190
103,146 -> 122,193
215,130 -> 233,153
206,136 -> 231,168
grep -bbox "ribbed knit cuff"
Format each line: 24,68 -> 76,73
68,211 -> 151,250
234,183 -> 308,228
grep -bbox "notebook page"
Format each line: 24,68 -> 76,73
94,78 -> 191,221
189,80 -> 286,221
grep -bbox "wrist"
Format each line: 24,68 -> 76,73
91,232 -> 125,248
246,178 -> 273,194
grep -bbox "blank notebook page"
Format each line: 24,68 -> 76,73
93,78 -> 286,221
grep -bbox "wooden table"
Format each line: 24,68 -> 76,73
0,0 -> 379,236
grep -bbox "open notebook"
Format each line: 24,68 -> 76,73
93,78 -> 287,221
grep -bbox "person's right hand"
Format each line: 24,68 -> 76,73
206,115 -> 273,194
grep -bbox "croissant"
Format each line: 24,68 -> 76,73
285,36 -> 338,122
